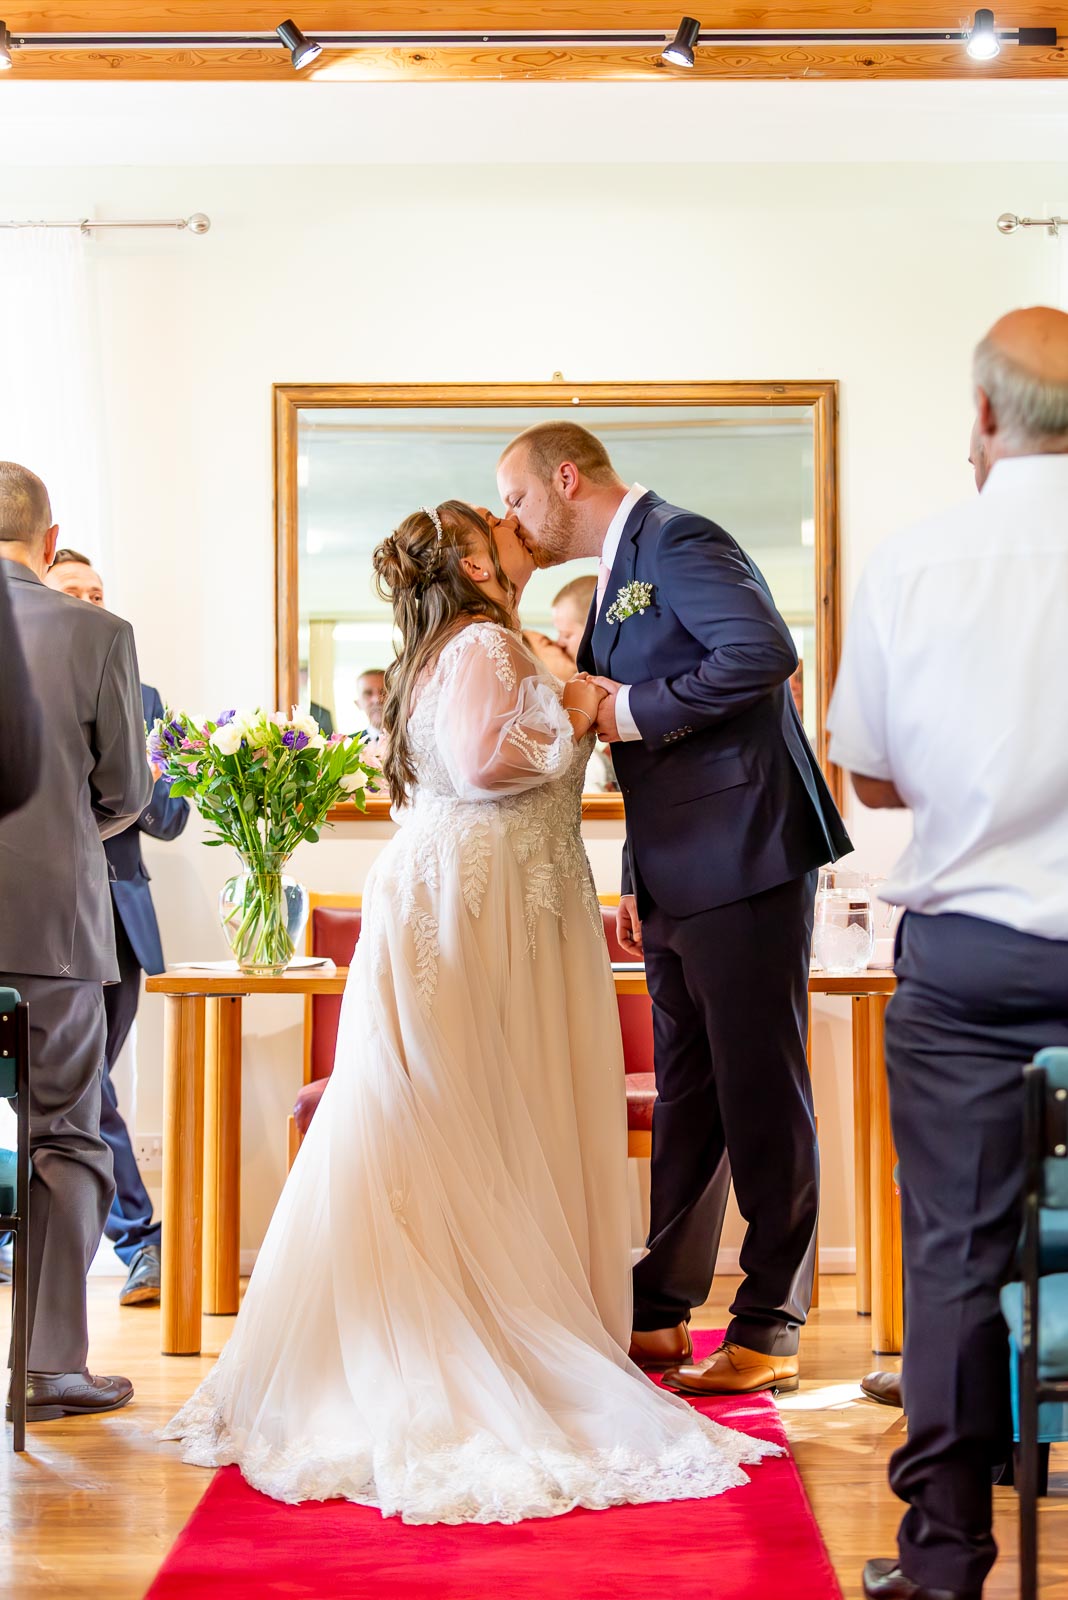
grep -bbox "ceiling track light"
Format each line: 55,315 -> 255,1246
966,7 -> 1001,57
663,16 -> 701,67
275,17 -> 323,70
0,19 -> 1057,69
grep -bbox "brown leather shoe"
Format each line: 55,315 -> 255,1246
662,1340 -> 799,1395
628,1323 -> 693,1372
860,1370 -> 904,1408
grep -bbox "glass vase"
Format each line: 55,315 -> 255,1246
219,857 -> 310,976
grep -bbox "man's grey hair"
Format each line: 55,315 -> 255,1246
973,338 -> 1068,450
0,461 -> 53,543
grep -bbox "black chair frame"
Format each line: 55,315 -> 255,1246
0,998 -> 30,1452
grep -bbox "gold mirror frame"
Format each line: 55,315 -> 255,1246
274,380 -> 842,821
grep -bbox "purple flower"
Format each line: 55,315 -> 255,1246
148,729 -> 167,766
282,729 -> 309,751
216,709 -> 237,726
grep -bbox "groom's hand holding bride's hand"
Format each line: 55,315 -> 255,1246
562,673 -> 605,741
588,677 -> 623,743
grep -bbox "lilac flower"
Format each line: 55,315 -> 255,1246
148,729 -> 168,766
216,709 -> 237,726
282,729 -> 309,752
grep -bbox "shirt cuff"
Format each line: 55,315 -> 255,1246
826,732 -> 893,782
614,685 -> 642,742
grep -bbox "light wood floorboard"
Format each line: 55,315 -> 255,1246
2,1276 -> 1065,1598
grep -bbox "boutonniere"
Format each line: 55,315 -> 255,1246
605,581 -> 655,626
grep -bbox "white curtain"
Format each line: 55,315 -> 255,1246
0,228 -> 110,574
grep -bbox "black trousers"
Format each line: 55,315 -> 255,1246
102,917 -> 160,1267
632,870 -> 819,1355
887,911 -> 1068,1595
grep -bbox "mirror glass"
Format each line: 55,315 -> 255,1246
294,401 -> 821,797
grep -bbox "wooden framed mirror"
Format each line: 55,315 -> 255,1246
275,381 -> 842,820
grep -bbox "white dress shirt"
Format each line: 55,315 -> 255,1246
828,454 -> 1068,940
598,483 -> 648,742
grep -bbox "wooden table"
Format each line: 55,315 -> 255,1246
148,964 -> 900,1357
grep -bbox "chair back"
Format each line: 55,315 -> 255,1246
0,987 -> 23,1100
1029,1049 -> 1068,1212
600,905 -> 654,1076
305,899 -> 362,1083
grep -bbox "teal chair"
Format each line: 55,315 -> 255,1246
0,987 -> 30,1452
1000,1047 -> 1068,1600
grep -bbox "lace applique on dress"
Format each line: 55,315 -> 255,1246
387,621 -> 598,997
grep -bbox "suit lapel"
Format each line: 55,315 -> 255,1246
591,492 -> 657,676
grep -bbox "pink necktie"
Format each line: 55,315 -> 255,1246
596,559 -> 612,617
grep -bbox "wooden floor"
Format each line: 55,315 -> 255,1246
2,1275 -> 1065,1599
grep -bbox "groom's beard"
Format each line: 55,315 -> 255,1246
528,490 -> 581,569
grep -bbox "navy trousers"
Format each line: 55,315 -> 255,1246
632,870 -> 819,1354
101,915 -> 161,1267
887,911 -> 1068,1595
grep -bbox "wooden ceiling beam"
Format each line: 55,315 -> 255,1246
2,4 -> 1063,79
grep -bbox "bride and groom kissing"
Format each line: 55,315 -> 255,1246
165,421 -> 851,1525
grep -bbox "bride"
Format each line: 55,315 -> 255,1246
164,500 -> 777,1524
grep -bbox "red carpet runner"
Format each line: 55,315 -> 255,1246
147,1332 -> 841,1599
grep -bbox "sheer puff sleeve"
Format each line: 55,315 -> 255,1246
434,624 -> 576,801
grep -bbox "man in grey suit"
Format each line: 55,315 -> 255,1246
0,461 -> 152,1423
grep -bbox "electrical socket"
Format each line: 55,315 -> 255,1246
133,1134 -> 163,1171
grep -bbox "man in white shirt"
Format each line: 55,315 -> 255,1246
829,306 -> 1068,1600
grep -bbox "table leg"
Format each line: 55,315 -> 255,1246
852,996 -> 873,1316
805,998 -> 820,1310
866,995 -> 903,1354
203,996 -> 242,1316
161,994 -> 205,1356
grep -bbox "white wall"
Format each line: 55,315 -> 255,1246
2,157 -> 1063,1260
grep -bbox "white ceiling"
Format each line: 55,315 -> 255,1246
1,79 -> 1067,166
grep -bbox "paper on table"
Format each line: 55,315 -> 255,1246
175,956 -> 339,974
610,961 -> 647,972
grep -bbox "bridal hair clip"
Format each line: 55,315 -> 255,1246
421,505 -> 445,542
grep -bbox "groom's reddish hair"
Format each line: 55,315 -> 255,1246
500,422 -> 621,488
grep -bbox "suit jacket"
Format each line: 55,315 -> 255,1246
0,563 -> 42,821
105,684 -> 189,976
0,559 -> 153,980
577,491 -> 852,918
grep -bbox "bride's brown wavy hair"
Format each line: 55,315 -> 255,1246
373,501 -> 516,804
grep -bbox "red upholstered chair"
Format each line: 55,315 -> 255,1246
288,893 -> 658,1167
287,895 -> 362,1168
600,900 -> 657,1159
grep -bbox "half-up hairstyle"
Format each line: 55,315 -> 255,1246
373,500 -> 516,803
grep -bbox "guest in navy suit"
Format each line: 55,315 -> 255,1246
46,550 -> 189,1306
499,423 -> 851,1395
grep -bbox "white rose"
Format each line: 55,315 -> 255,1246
268,711 -> 289,728
210,724 -> 244,756
290,707 -> 321,739
339,772 -> 366,795
306,733 -> 327,751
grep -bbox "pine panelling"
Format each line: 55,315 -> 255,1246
3,42 -> 1065,79
3,2 -> 1064,79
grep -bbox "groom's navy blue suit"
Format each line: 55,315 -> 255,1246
578,490 -> 851,1352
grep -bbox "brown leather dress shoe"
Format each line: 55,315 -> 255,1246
860,1370 -> 904,1408
662,1340 -> 800,1396
862,1557 -> 979,1599
628,1323 -> 693,1372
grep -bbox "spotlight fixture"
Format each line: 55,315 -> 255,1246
966,8 -> 1001,58
662,16 -> 700,67
0,21 -> 13,69
276,17 -> 322,70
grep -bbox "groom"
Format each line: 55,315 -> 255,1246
498,422 -> 851,1394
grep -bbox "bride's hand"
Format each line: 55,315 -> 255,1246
562,675 -> 604,737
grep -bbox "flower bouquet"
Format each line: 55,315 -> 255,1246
149,708 -> 378,975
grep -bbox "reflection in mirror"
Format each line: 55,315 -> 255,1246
280,386 -> 840,816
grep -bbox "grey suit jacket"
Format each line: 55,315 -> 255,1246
0,558 -> 153,981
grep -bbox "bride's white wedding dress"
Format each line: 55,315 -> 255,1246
164,622 -> 777,1524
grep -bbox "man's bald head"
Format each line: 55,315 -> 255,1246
0,461 -> 53,545
972,307 -> 1068,474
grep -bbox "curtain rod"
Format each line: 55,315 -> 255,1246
997,213 -> 1064,237
4,26 -> 1061,47
0,214 -> 211,234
